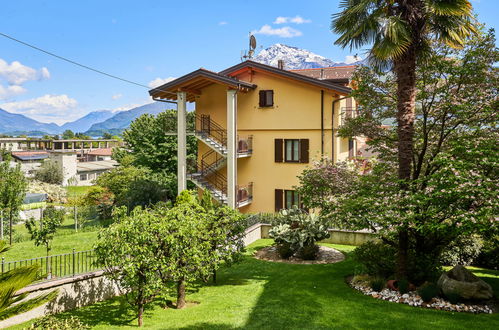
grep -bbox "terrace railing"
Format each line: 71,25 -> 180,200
1,249 -> 99,283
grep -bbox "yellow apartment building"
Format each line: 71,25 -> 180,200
149,60 -> 358,213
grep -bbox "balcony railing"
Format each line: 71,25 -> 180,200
237,135 -> 253,155
237,182 -> 253,207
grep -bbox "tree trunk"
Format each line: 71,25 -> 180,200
9,209 -> 13,245
138,302 -> 144,327
393,48 -> 417,279
177,278 -> 186,309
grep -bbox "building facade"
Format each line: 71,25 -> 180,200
149,60 -> 358,213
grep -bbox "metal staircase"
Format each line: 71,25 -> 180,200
189,113 -> 253,207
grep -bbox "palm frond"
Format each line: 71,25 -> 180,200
425,0 -> 473,17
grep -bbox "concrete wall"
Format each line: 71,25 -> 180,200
49,153 -> 77,187
0,271 -> 120,329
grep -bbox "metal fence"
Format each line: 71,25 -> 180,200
1,249 -> 99,283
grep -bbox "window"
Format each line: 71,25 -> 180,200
259,90 -> 274,107
285,139 -> 300,162
275,139 -> 309,163
275,189 -> 301,211
285,190 -> 300,209
79,174 -> 88,181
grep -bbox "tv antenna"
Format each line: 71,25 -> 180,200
241,33 -> 257,61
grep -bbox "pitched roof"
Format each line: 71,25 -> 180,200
87,148 -> 113,156
290,65 -> 356,81
11,151 -> 49,161
148,68 -> 257,101
77,160 -> 118,172
220,60 -> 351,95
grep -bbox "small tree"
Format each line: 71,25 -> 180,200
95,207 -> 169,327
61,129 -> 75,140
0,159 -> 28,244
200,191 -> 246,283
25,206 -> 64,261
34,160 -> 63,185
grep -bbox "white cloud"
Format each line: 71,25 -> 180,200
218,21 -> 228,26
1,94 -> 79,124
0,58 -> 50,85
112,93 -> 122,100
274,16 -> 311,24
344,55 -> 362,64
0,85 -> 27,99
148,77 -> 176,88
252,25 -> 302,38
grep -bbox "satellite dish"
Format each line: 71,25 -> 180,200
250,35 -> 257,50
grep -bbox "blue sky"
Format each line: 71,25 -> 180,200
0,0 -> 497,125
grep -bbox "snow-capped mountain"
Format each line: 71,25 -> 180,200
254,44 -> 362,70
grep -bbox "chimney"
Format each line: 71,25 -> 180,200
277,59 -> 285,70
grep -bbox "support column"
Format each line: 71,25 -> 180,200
226,89 -> 237,208
177,92 -> 187,195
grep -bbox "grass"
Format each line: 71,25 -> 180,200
66,185 -> 93,197
11,239 -> 499,330
2,216 -> 101,262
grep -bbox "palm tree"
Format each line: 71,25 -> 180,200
332,0 -> 475,277
0,241 -> 57,321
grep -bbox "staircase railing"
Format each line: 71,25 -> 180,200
200,150 -> 226,175
195,114 -> 227,148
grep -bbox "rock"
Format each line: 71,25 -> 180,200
437,265 -> 494,300
402,293 -> 409,299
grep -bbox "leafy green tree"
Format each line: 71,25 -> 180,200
0,241 -> 57,321
102,132 -> 113,140
25,206 -> 65,258
112,111 -> 197,201
297,29 -> 498,283
332,0 -> 477,278
95,207 -> 168,327
0,159 -> 28,244
34,160 -> 63,185
61,129 -> 75,140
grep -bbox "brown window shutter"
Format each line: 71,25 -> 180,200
299,139 -> 309,163
259,90 -> 266,107
275,189 -> 283,212
275,139 -> 283,162
266,90 -> 274,106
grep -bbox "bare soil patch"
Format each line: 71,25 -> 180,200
254,245 -> 345,265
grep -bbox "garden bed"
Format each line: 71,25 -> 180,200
254,245 -> 344,264
347,276 -> 496,314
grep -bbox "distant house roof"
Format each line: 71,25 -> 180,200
290,65 -> 356,82
11,151 -> 49,161
77,160 -> 117,173
87,148 -> 113,156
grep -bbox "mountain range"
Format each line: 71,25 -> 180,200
1,43 -> 362,136
254,43 -> 364,69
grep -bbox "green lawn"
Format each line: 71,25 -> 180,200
12,239 -> 499,330
66,185 -> 93,197
2,217 -> 100,262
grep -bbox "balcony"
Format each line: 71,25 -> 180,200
236,182 -> 253,208
237,135 -> 253,157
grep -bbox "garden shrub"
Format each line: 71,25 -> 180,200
397,279 -> 409,294
29,315 -> 89,329
268,206 -> 329,260
418,283 -> 439,302
445,291 -> 461,304
474,234 -> 499,270
351,274 -> 372,286
440,234 -> 483,266
370,277 -> 385,292
299,243 -> 320,260
276,242 -> 294,259
352,241 -> 396,278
